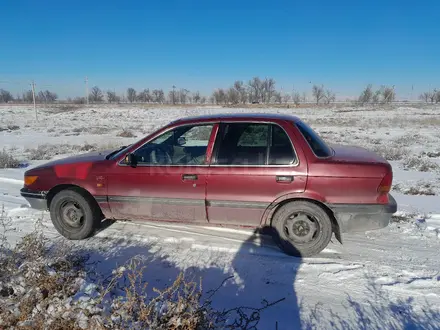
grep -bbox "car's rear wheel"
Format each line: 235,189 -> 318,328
50,189 -> 100,240
271,201 -> 333,257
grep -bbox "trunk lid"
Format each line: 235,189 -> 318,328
329,144 -> 389,166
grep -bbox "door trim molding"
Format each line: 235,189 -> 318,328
207,200 -> 269,209
108,196 -> 205,206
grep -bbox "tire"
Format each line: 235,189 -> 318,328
271,201 -> 333,257
49,189 -> 101,240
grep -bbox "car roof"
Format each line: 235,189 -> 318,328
169,112 -> 301,125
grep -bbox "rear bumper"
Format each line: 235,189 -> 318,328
20,188 -> 48,211
328,194 -> 397,233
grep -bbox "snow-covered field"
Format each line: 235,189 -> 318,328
1,104 -> 440,329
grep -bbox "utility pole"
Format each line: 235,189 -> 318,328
31,80 -> 37,121
85,76 -> 89,105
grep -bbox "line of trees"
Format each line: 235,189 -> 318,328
357,84 -> 396,105
0,89 -> 58,104
419,89 -> 440,103
210,78 -> 337,106
1,82 -> 438,105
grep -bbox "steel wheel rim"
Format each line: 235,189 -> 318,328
59,200 -> 85,229
283,212 -> 320,244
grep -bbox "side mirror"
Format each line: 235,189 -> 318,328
176,136 -> 186,146
124,153 -> 137,167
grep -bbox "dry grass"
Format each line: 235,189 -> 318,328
393,182 -> 436,196
403,156 -> 440,172
371,145 -> 409,161
117,129 -> 137,138
0,148 -> 20,168
0,212 -> 282,330
25,143 -> 102,160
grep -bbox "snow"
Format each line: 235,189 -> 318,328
1,104 -> 440,329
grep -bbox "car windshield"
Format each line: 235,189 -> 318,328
295,121 -> 333,158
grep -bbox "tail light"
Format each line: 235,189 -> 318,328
377,170 -> 392,203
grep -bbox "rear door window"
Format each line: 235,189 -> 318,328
213,123 -> 296,165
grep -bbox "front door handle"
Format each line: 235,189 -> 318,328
276,175 -> 294,183
182,174 -> 198,181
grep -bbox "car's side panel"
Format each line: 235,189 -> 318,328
106,164 -> 209,223
206,119 -> 309,226
206,167 -> 308,226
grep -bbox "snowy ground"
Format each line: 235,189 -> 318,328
1,104 -> 440,329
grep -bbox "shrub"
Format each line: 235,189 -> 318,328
0,149 -> 20,168
371,145 -> 409,161
403,156 -> 439,172
117,129 -> 137,138
26,143 -> 99,160
0,218 -> 283,330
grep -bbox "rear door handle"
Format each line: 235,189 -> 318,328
276,175 -> 294,183
182,174 -> 198,181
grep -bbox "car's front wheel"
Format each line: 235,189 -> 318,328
271,201 -> 333,257
50,189 -> 101,240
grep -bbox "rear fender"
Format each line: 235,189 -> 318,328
260,191 -> 343,244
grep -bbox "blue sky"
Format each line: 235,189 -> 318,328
1,0 -> 439,99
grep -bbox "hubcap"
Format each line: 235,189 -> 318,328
60,202 -> 84,228
284,213 -> 319,244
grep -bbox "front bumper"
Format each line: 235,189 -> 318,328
20,188 -> 48,210
328,194 -> 397,233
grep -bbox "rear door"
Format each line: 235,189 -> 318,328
206,121 -> 307,226
107,123 -> 216,223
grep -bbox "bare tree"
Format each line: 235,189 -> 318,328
292,92 -> 301,105
312,85 -> 325,105
137,89 -> 151,103
358,84 -> 374,105
372,90 -> 381,104
272,91 -> 282,103
227,87 -> 240,104
382,86 -> 395,103
127,88 -> 137,103
152,89 -> 165,103
37,90 -> 57,104
37,91 -> 46,103
0,89 -> 13,103
419,89 -> 438,103
169,86 -> 177,105
192,91 -> 201,104
45,90 -> 57,103
200,96 -> 206,104
212,89 -> 227,105
73,97 -> 86,104
262,78 -> 276,103
323,89 -> 336,105
248,77 -> 263,103
107,90 -> 119,103
419,92 -> 432,103
23,90 -> 34,103
89,86 -> 104,103
282,93 -> 292,104
179,89 -> 189,104
233,81 -> 248,104
301,92 -> 307,103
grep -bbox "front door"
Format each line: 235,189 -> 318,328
206,122 -> 307,226
107,123 -> 215,223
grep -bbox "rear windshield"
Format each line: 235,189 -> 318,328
295,121 -> 333,158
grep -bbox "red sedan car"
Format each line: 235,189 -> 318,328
21,113 -> 396,257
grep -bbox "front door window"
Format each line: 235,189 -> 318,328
132,124 -> 213,165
